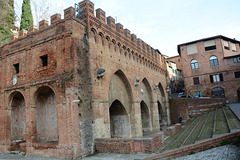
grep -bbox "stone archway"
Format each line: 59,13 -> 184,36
109,100 -> 130,138
140,101 -> 150,134
140,78 -> 153,133
157,83 -> 167,125
35,86 -> 58,143
9,92 -> 26,142
108,70 -> 133,138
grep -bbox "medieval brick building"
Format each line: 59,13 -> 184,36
178,35 -> 240,102
0,0 -> 169,158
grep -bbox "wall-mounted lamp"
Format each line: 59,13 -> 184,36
135,78 -> 140,86
97,67 -> 106,79
154,84 -> 158,90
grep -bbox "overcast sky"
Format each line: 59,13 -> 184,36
15,0 -> 240,57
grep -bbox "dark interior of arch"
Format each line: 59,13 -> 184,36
140,101 -> 150,134
110,100 -> 130,138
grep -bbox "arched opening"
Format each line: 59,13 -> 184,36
109,100 -> 130,138
212,87 -> 225,98
238,88 -> 240,102
35,87 -> 58,143
140,101 -> 150,135
10,92 -> 26,142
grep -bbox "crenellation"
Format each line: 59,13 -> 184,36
28,25 -> 38,33
79,0 -> 95,20
18,30 -> 27,38
116,23 -> 124,37
51,13 -> 61,25
131,34 -> 136,43
64,7 -> 75,19
107,16 -> 116,29
39,19 -> 49,30
124,29 -> 131,41
96,8 -> 106,24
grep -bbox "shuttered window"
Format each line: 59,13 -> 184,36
193,77 -> 200,85
210,73 -> 223,83
187,44 -> 198,55
223,40 -> 229,50
204,40 -> 216,51
231,43 -> 237,52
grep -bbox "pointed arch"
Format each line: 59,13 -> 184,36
109,100 -> 130,138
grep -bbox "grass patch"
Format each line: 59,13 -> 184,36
214,108 -> 229,135
223,107 -> 240,130
197,111 -> 215,141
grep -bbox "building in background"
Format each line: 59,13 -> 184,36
166,56 -> 183,95
178,35 -> 240,102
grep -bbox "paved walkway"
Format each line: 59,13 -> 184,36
0,152 -> 153,160
229,103 -> 240,119
173,145 -> 240,160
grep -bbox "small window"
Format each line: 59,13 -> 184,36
204,40 -> 216,51
194,91 -> 202,98
193,77 -> 200,85
191,59 -> 199,70
209,56 -> 219,66
231,43 -> 237,52
210,74 -> 223,83
233,57 -> 240,63
235,71 -> 240,78
223,40 -> 229,50
14,63 -> 19,74
40,55 -> 48,67
212,87 -> 225,98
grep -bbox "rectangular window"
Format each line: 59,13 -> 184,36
194,91 -> 202,98
231,43 -> 237,52
235,71 -> 240,78
40,55 -> 48,67
193,77 -> 200,85
233,57 -> 240,63
210,74 -> 223,83
204,40 -> 216,51
14,63 -> 19,74
187,43 -> 198,55
223,40 -> 229,50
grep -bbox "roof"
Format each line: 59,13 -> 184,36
177,35 -> 240,55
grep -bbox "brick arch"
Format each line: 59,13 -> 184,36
98,32 -> 104,45
33,86 -> 58,143
108,70 -> 133,114
109,100 -> 130,138
140,78 -> 153,132
8,91 -> 26,142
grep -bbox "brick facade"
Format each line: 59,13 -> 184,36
178,36 -> 240,102
0,0 -> 169,158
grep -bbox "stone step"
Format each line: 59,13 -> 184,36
213,107 -> 230,138
223,107 -> 240,133
182,113 -> 208,146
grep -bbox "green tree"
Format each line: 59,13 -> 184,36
0,0 -> 15,40
20,0 -> 33,31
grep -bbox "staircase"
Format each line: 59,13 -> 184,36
156,106 -> 240,153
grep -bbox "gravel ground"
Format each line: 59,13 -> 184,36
172,145 -> 240,160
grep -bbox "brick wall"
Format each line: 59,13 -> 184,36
95,132 -> 164,154
170,98 -> 226,124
